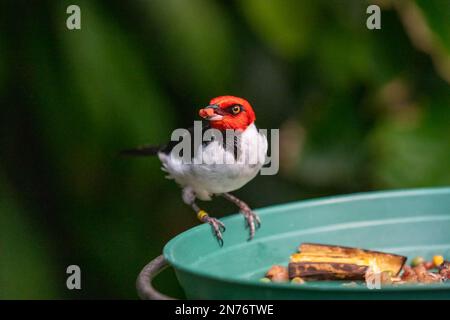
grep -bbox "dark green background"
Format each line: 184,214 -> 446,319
1,0 -> 449,299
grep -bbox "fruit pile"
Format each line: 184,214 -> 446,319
259,243 -> 450,286
400,255 -> 449,284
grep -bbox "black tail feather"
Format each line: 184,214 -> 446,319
119,145 -> 161,156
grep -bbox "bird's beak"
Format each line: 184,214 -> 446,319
199,105 -> 223,121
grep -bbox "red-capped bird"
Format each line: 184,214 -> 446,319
122,96 -> 267,245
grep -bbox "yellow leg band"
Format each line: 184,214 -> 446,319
197,210 -> 208,221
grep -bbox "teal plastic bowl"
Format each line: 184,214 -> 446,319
141,188 -> 450,299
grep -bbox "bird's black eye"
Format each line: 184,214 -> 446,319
231,105 -> 241,114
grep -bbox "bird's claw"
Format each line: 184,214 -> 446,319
206,217 -> 226,246
241,207 -> 261,240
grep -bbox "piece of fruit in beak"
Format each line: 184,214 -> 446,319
199,107 -> 223,121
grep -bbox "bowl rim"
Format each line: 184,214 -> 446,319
163,187 -> 450,292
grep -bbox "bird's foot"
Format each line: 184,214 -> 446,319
197,210 -> 226,246
240,205 -> 261,241
220,193 -> 261,241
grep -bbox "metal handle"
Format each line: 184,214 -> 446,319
136,255 -> 177,300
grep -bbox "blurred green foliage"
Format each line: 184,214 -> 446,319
0,0 -> 449,299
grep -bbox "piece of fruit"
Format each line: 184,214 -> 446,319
401,270 -> 418,283
289,243 -> 406,279
410,256 -> 425,267
266,265 -> 289,282
259,277 -> 271,283
289,262 -> 368,280
433,255 -> 444,267
413,264 -> 442,283
291,277 -> 305,284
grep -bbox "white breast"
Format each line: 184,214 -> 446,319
159,124 -> 267,200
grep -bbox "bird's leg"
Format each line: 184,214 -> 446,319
182,188 -> 225,246
221,192 -> 260,240
193,204 -> 226,247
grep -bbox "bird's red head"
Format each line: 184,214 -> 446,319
198,96 -> 256,131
